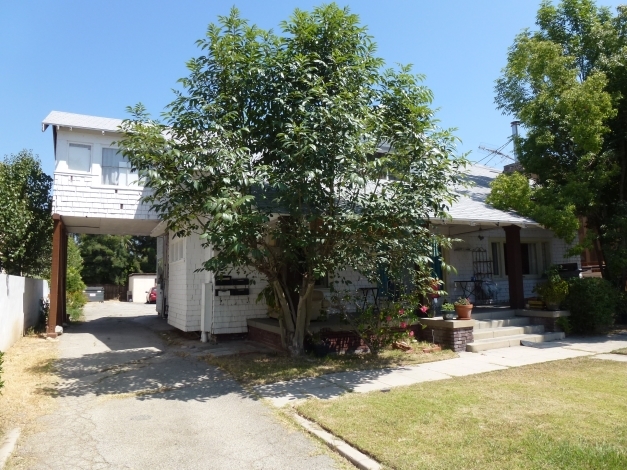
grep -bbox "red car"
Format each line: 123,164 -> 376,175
146,287 -> 157,304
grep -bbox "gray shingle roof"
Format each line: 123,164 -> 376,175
442,164 -> 540,226
42,111 -> 123,133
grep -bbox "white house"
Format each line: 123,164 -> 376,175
43,111 -> 579,346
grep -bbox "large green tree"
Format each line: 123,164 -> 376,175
489,0 -> 627,289
78,234 -> 156,286
119,5 -> 466,354
0,150 -> 52,277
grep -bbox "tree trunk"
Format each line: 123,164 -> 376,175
291,281 -> 315,355
272,280 -> 294,332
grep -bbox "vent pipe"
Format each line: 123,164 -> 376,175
511,121 -> 520,162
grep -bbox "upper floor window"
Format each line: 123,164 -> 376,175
102,148 -> 138,186
68,143 -> 91,172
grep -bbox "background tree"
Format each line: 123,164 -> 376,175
0,150 -> 52,278
489,0 -> 627,290
119,5 -> 466,354
78,234 -> 156,286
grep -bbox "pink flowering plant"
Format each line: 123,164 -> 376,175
344,302 -> 421,355
333,272 -> 438,355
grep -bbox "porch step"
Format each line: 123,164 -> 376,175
471,310 -> 517,321
473,317 -> 531,329
466,332 -> 566,352
472,325 -> 545,341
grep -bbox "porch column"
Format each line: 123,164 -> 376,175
504,225 -> 525,309
48,214 -> 67,336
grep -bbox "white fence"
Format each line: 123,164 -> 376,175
0,274 -> 49,351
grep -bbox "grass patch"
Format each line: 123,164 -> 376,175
612,347 -> 627,355
0,337 -> 59,439
297,357 -> 627,470
205,341 -> 456,386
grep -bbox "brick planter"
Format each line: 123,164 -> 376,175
418,318 -> 476,352
247,318 -> 285,351
516,309 -> 571,333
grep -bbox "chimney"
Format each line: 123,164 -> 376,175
504,120 -> 523,174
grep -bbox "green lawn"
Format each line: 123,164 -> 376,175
204,342 -> 456,386
297,357 -> 627,470
612,347 -> 627,355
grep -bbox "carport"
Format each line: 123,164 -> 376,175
43,110 -> 161,336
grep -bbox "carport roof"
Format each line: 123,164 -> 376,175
42,111 -> 123,133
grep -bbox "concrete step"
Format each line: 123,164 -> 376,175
471,310 -> 517,321
472,325 -> 545,341
466,332 -> 566,352
474,317 -> 531,329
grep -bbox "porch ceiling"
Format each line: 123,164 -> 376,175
61,215 -> 159,236
431,219 -> 542,236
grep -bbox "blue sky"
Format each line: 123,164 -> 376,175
1,0 -> 624,175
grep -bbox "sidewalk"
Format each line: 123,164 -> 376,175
254,335 -> 627,407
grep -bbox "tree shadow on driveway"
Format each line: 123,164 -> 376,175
41,312 -> 259,403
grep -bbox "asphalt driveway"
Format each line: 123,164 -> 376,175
10,302 -> 338,470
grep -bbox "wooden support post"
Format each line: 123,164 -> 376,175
48,214 -> 67,336
61,230 -> 68,325
504,225 -> 525,309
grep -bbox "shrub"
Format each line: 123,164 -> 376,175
563,278 -> 619,334
534,266 -> 569,307
67,290 -> 86,322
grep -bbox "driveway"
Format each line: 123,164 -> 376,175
11,302 -> 338,470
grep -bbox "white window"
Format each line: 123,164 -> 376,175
170,237 -> 184,263
68,143 -> 91,172
491,240 -> 551,277
102,148 -> 138,186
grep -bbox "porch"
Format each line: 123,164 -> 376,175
246,305 -> 570,354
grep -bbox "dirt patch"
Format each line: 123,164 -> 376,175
0,336 -> 59,439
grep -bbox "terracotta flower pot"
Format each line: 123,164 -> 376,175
454,304 -> 473,320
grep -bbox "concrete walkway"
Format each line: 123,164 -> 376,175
255,335 -> 627,408
10,302 -> 338,470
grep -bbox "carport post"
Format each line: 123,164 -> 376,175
48,214 -> 67,337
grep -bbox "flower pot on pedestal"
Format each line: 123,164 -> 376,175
454,304 -> 473,320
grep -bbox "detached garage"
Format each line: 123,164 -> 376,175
128,273 -> 156,303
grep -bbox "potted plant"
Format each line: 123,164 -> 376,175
441,302 -> 456,320
454,297 -> 473,320
534,268 -> 569,311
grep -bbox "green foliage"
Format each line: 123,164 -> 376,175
534,266 -> 570,306
493,0 -> 627,289
441,302 -> 455,311
487,172 -> 579,242
0,150 -> 52,277
556,316 -> 572,334
564,277 -> 619,333
454,297 -> 471,306
119,5 -> 466,354
66,237 -> 86,321
78,235 -> 156,286
347,302 -> 422,356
